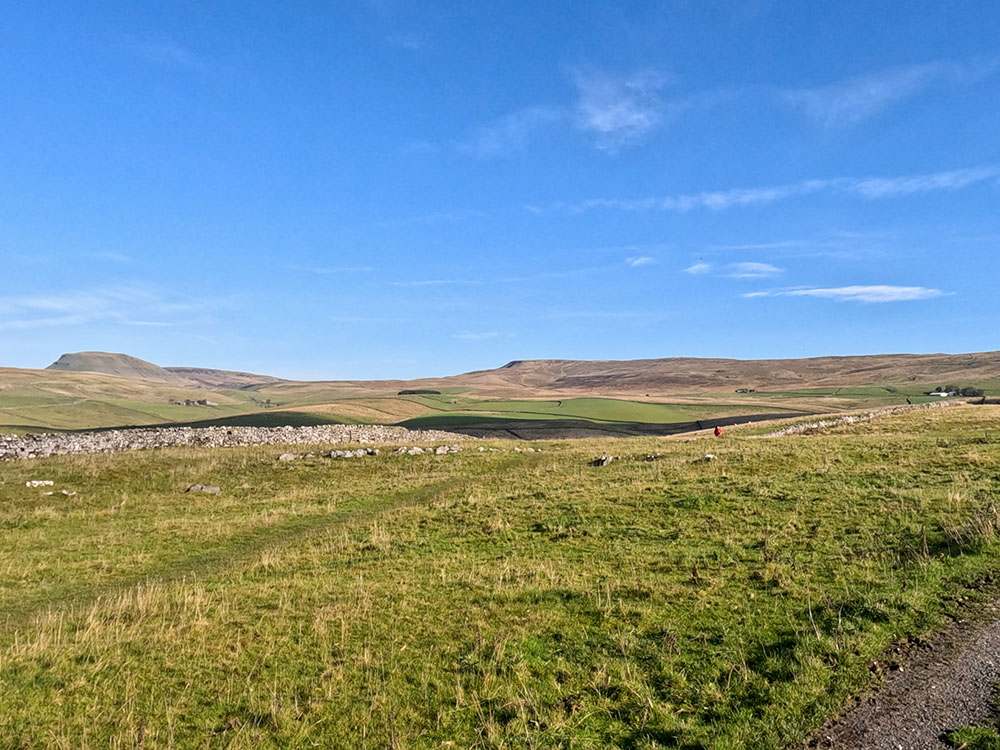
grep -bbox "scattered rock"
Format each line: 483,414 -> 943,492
407,447 -> 424,455
701,453 -> 715,462
589,455 -> 614,467
278,453 -> 299,462
26,480 -> 54,487
434,445 -> 462,455
185,484 -> 221,494
327,448 -> 379,458
644,453 -> 661,462
394,446 -> 408,455
42,489 -> 76,496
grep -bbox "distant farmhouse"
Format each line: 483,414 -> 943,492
925,385 -> 985,398
735,388 -> 757,393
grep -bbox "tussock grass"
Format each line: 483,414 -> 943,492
2,407 -> 1000,747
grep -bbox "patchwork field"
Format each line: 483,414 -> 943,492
5,363 -> 995,437
2,404 -> 1000,747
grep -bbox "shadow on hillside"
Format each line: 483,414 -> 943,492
400,412 -> 804,440
158,411 -> 351,429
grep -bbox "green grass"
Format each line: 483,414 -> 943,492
2,405 -> 1000,747
948,726 -> 1000,749
401,396 -> 797,429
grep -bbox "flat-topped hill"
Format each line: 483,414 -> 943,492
47,351 -> 185,384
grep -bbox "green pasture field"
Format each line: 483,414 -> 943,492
2,405 -> 1000,748
400,396 -> 798,430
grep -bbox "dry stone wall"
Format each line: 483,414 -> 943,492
0,424 -> 471,461
758,400 -> 961,438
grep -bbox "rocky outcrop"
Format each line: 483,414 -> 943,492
0,424 -> 471,461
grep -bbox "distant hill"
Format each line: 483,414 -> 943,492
165,367 -> 285,389
47,351 -> 187,384
38,349 -> 1000,395
4,348 -> 996,434
449,352 -> 1000,394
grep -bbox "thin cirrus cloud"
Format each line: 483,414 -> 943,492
728,262 -> 782,279
538,166 -> 998,214
684,262 -> 782,278
746,285 -> 947,303
457,106 -> 565,159
0,285 -> 223,331
684,262 -> 712,275
785,59 -> 998,127
626,256 -> 656,267
453,331 -> 504,342
460,58 -> 997,157
570,68 -> 670,153
286,264 -> 374,274
458,67 -> 696,157
130,39 -> 211,72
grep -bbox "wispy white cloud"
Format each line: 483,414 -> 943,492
380,208 -> 488,227
384,32 -> 422,50
391,279 -> 485,288
539,166 -> 998,214
684,261 -> 782,278
684,262 -> 712,275
570,68 -> 669,153
747,285 -> 948,303
131,39 -> 209,72
710,241 -> 803,251
850,167 -> 997,197
785,59 -> 998,126
0,285 -> 229,331
727,262 -> 782,279
453,331 -> 504,342
460,67 -> 726,157
83,251 -> 132,263
626,256 -> 655,267
286,264 -> 374,274
457,106 -> 564,158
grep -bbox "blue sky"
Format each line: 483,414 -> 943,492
2,1 -> 999,379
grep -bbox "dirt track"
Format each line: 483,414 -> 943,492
810,599 -> 1000,749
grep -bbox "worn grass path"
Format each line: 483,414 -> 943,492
1,450 -> 540,630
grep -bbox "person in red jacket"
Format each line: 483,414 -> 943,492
714,425 -> 723,437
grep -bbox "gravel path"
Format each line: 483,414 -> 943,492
810,599 -> 1000,749
0,424 -> 471,460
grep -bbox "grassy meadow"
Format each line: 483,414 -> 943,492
2,405 -> 1000,747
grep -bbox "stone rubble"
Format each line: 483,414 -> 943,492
0,424 -> 472,461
